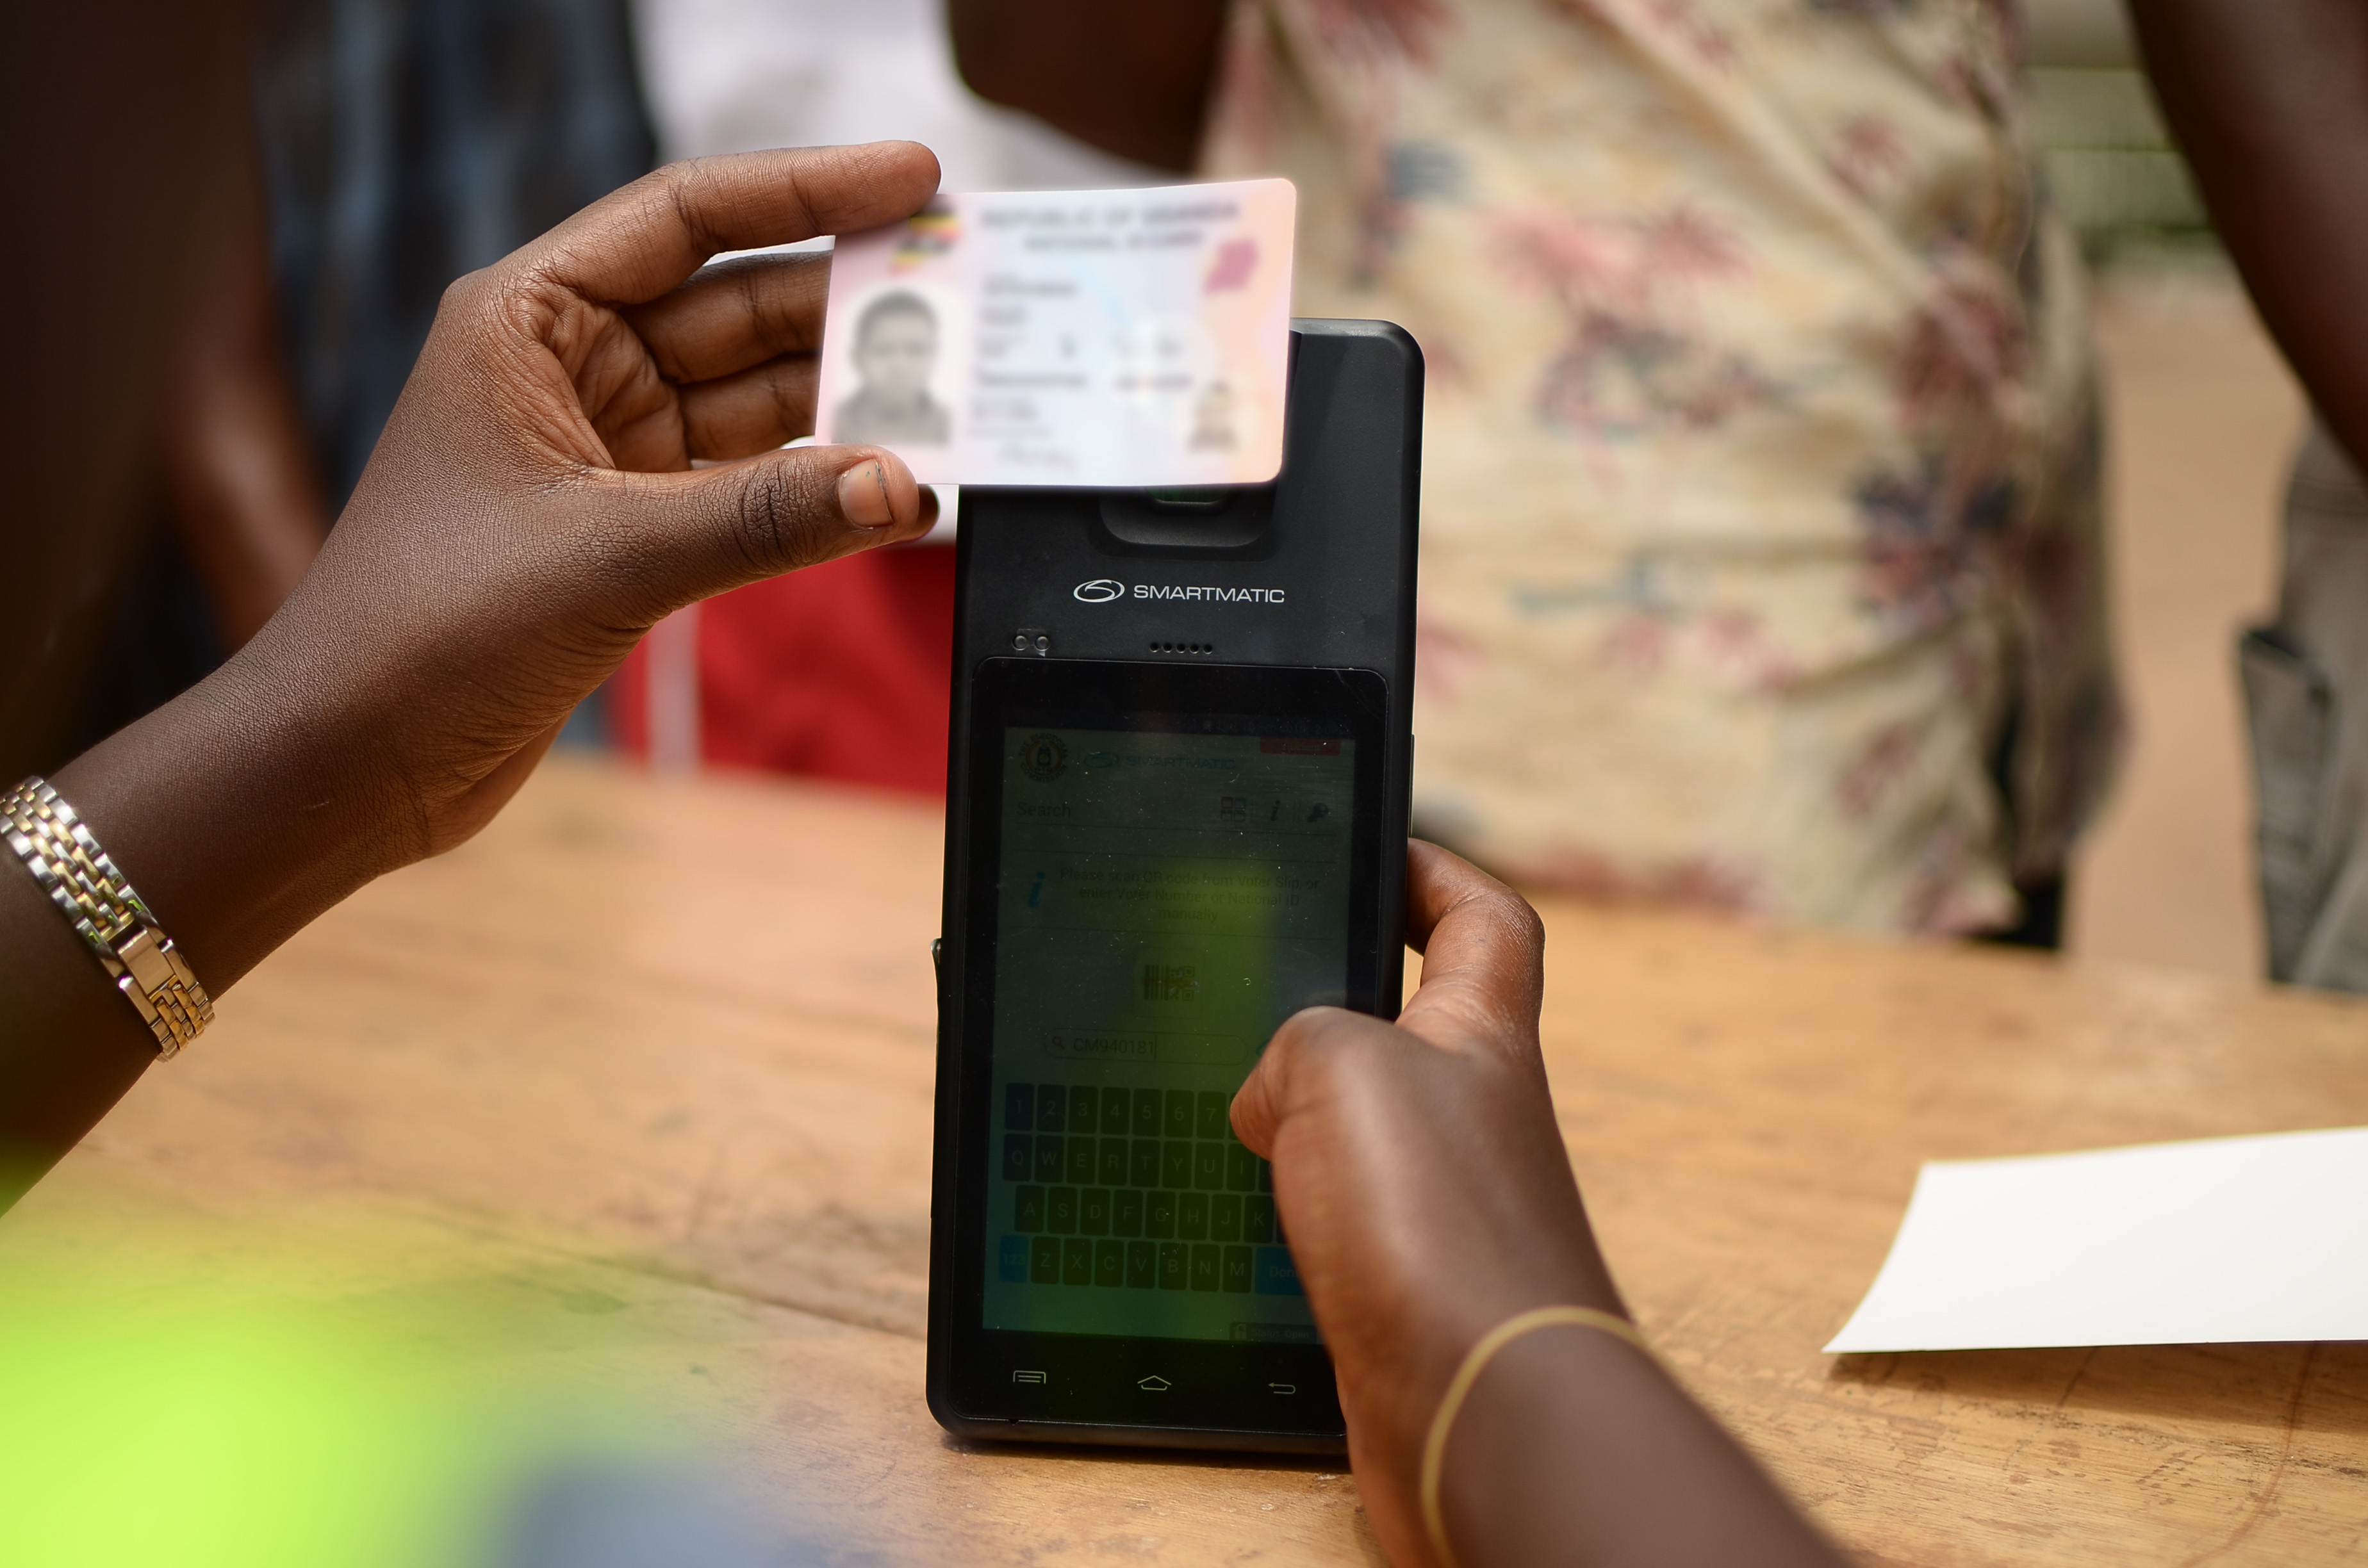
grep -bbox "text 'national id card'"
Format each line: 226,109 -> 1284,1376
816,179 -> 1296,489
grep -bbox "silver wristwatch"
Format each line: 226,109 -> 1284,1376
4,777 -> 213,1058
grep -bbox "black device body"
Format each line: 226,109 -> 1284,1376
927,320 -> 1422,1453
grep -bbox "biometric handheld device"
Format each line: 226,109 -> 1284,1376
928,320 -> 1422,1451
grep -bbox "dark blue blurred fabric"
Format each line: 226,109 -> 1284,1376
499,1460 -> 871,1568
254,0 -> 655,510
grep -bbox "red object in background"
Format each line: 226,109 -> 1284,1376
611,543 -> 955,796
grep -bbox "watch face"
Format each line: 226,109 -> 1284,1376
940,658 -> 1385,1439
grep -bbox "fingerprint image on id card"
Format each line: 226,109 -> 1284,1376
816,179 -> 1296,489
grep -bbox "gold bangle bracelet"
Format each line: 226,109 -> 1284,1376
1418,1304 -> 1654,1568
3,776 -> 213,1058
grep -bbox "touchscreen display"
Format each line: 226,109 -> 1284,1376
979,717 -> 1354,1344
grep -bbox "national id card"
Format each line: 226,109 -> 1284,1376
816,179 -> 1297,489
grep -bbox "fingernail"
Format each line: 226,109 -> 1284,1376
837,460 -> 898,529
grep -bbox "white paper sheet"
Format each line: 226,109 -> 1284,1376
1824,1125 -> 2368,1353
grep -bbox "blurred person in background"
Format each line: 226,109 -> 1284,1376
25,0 -> 657,783
30,0 -> 657,782
16,20 -> 323,783
3,9 -> 240,788
164,141 -> 333,660
611,0 -> 1160,792
2130,1 -> 2368,993
127,0 -> 661,760
955,0 -> 2122,945
251,0 -> 657,518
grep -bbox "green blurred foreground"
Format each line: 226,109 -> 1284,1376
0,1225 -> 701,1568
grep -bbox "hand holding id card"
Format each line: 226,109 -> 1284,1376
816,179 -> 1297,489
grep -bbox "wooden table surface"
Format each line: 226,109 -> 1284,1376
18,756 -> 2368,1565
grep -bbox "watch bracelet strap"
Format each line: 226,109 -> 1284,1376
3,776 -> 213,1058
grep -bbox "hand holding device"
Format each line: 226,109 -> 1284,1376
1230,840 -> 1618,1556
1238,844 -> 1845,1568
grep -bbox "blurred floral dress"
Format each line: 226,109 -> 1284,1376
1203,0 -> 2118,934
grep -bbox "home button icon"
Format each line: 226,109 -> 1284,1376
1137,1375 -> 1172,1392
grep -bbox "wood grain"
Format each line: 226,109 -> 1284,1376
18,755 -> 2367,1565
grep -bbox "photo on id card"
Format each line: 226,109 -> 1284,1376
828,279 -> 969,452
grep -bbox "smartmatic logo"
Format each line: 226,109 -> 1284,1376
1071,578 -> 1287,605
